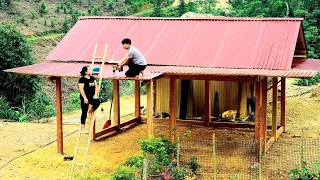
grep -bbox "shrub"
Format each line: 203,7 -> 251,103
186,157 -> 200,175
62,18 -> 69,34
124,155 -> 145,169
0,97 -> 18,120
293,73 -> 320,86
93,6 -> 100,16
110,166 -> 136,180
39,0 -> 47,17
290,161 -> 320,179
30,8 -> 36,19
51,18 -> 57,28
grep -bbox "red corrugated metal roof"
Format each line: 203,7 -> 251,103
292,58 -> 320,72
5,62 -> 317,78
5,62 -> 163,80
46,17 -> 303,70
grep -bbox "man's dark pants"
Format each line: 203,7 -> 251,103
125,59 -> 147,77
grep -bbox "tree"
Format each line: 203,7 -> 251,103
0,24 -> 40,106
62,18 -> 69,34
153,0 -> 162,17
0,0 -> 12,9
39,0 -> 47,17
179,0 -> 186,16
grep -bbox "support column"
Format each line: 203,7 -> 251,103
169,76 -> 177,142
205,80 -> 211,127
147,81 -> 154,139
113,80 -> 120,130
255,80 -> 261,156
135,80 -> 141,121
281,77 -> 286,131
272,77 -> 278,141
261,78 -> 267,152
56,77 -> 63,154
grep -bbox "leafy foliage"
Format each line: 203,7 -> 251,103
290,161 -> 320,180
293,73 -> 320,86
186,157 -> 200,174
110,166 -> 137,180
139,135 -> 177,166
0,97 -> 16,120
0,24 -> 40,106
0,0 -> 12,9
39,0 -> 47,17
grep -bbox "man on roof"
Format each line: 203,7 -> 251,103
117,38 -> 147,77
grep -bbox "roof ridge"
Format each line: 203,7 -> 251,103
78,16 -> 304,21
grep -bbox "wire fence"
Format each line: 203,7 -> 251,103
177,132 -> 320,180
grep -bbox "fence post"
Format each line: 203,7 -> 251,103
143,159 -> 147,180
259,138 -> 263,180
213,133 -> 217,180
300,130 -> 305,170
177,137 -> 180,167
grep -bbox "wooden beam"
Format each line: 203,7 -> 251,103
95,126 -> 118,138
170,76 -> 176,142
95,118 -> 139,138
152,118 -> 276,129
266,137 -> 275,152
281,78 -> 286,131
295,49 -> 307,54
113,80 -> 120,130
255,80 -> 261,156
55,77 -> 63,154
147,81 -> 154,138
272,77 -> 278,141
276,126 -> 285,139
154,118 -> 206,126
174,75 -> 258,82
135,80 -> 141,121
261,78 -> 267,152
205,80 -> 211,127
120,117 -> 139,128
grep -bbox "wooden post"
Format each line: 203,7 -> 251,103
272,77 -> 278,141
261,78 -> 267,152
239,83 -> 247,118
147,81 -> 154,138
170,76 -> 176,142
135,80 -> 141,121
281,77 -> 286,131
113,80 -> 120,130
90,119 -> 96,141
213,133 -> 217,180
56,77 -> 63,154
205,80 -> 211,127
255,80 -> 261,156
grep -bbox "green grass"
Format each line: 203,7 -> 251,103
26,33 -> 64,42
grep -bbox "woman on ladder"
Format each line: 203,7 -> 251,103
79,66 -> 99,134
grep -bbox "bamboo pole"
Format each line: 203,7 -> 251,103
177,137 -> 180,167
259,138 -> 263,180
213,133 -> 217,180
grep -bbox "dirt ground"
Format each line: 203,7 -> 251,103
1,79 -> 320,180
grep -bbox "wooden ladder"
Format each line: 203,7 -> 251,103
69,44 -> 108,179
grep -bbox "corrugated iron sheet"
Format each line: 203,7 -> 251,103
292,58 -> 320,72
5,62 -> 317,78
46,17 -> 303,70
5,62 -> 163,80
147,65 -> 317,78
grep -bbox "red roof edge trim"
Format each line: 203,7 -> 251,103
78,16 -> 304,21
